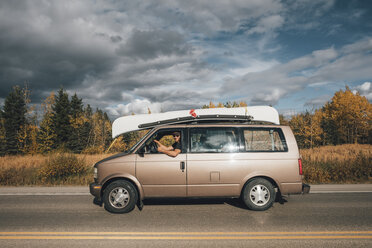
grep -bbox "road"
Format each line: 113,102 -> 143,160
0,185 -> 371,247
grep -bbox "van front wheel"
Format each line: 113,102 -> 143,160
242,178 -> 275,211
103,180 -> 137,213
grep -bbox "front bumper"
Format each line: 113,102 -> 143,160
89,182 -> 102,198
302,183 -> 310,194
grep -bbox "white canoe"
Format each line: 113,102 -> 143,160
112,106 -> 280,138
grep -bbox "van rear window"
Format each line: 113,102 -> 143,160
243,128 -> 287,152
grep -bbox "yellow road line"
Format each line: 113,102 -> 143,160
0,235 -> 371,240
1,231 -> 372,235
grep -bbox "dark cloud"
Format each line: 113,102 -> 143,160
110,35 -> 123,43
0,0 -> 371,118
116,29 -> 191,60
133,87 -> 207,103
0,1 -> 118,104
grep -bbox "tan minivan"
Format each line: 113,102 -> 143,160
90,111 -> 310,213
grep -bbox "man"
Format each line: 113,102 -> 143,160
154,131 -> 182,157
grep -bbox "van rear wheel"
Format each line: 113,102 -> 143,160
242,178 -> 275,211
103,180 -> 137,213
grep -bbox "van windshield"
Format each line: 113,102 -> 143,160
114,129 -> 151,153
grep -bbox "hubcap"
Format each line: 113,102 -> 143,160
109,187 -> 130,209
249,184 -> 270,206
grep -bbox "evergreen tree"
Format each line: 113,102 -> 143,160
69,93 -> 85,152
3,86 -> 27,154
0,108 -> 6,156
38,92 -> 56,153
85,104 -> 93,117
17,85 -> 40,154
70,93 -> 83,119
51,87 -> 71,149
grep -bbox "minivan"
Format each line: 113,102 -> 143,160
90,106 -> 310,213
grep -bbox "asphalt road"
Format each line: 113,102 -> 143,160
0,185 -> 371,247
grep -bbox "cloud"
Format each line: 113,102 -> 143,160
106,99 -> 162,116
247,15 -> 284,34
304,94 -> 331,107
353,82 -> 372,100
221,39 -> 372,106
0,0 -> 371,118
116,29 -> 192,60
0,0 -> 119,100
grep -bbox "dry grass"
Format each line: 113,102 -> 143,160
0,153 -> 113,186
301,144 -> 372,183
0,144 -> 371,185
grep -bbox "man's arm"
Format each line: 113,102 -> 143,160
155,140 -> 181,157
160,148 -> 181,158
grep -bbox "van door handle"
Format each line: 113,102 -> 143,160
180,161 -> 185,172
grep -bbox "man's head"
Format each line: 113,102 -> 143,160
172,131 -> 181,142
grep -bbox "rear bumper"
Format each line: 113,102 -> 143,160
302,183 -> 310,194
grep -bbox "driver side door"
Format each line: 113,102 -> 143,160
136,128 -> 187,197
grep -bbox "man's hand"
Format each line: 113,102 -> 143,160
154,140 -> 165,152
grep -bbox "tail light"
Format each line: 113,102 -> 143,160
298,158 -> 303,175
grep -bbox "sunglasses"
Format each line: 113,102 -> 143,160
173,134 -> 180,137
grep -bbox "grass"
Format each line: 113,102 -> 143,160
301,144 -> 372,183
0,153 -> 112,186
0,144 -> 370,185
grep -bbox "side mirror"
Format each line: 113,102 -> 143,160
138,147 -> 145,157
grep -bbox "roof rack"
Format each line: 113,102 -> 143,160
138,114 -> 253,129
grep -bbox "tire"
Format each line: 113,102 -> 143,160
242,178 -> 276,211
103,180 -> 138,214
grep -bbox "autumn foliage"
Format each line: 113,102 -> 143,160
288,87 -> 371,148
0,86 -> 112,155
0,85 -> 371,185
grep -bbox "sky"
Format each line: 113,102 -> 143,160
0,0 -> 371,118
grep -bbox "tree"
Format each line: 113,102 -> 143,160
289,110 -> 323,149
3,86 -> 27,154
322,87 -> 371,145
202,101 -> 248,109
279,114 -> 289,126
0,108 -> 5,156
51,87 -> 71,149
70,93 -> 83,119
239,101 -> 248,107
17,85 -> 39,154
216,102 -> 224,108
83,108 -> 111,153
69,93 -> 85,152
38,92 -> 56,153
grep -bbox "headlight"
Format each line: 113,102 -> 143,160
94,167 -> 98,179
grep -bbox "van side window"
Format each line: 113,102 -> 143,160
243,128 -> 287,152
142,129 -> 183,154
190,128 -> 239,153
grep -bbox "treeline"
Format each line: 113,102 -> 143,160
0,86 -> 112,155
0,85 -> 371,155
286,87 -> 371,148
201,87 -> 371,149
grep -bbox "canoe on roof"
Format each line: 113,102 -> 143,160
112,106 -> 280,138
